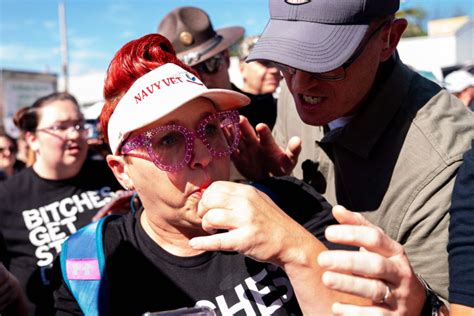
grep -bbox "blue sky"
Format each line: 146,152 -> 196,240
1,0 -> 473,76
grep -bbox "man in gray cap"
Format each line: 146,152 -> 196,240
234,0 -> 474,313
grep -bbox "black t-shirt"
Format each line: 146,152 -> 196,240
0,159 -> 121,315
53,176 -> 344,316
232,84 -> 277,130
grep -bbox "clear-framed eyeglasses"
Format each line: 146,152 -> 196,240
120,110 -> 240,172
271,19 -> 392,81
36,121 -> 89,140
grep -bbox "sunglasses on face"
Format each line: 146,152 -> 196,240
0,146 -> 15,154
120,110 -> 240,172
192,53 -> 224,75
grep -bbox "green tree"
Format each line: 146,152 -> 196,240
397,7 -> 427,37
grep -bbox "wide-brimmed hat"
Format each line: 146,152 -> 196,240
107,63 -> 250,155
158,6 -> 244,67
247,0 -> 399,73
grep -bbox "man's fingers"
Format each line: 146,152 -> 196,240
255,123 -> 273,146
332,205 -> 374,227
324,225 -> 402,258
332,302 -> 392,316
238,115 -> 258,143
318,250 -> 400,284
286,136 -> 302,161
322,271 -> 390,303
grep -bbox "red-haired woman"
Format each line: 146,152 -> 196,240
0,92 -> 122,314
52,34 -> 369,315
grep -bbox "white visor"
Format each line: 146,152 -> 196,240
107,63 -> 250,154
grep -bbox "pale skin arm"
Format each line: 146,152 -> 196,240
317,205 -> 440,316
231,116 -> 301,181
0,263 -> 28,316
451,304 -> 474,316
190,182 -> 368,315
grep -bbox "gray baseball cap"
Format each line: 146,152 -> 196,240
247,0 -> 399,73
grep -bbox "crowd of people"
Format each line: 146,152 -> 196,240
0,0 -> 473,315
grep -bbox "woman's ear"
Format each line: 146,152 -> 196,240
25,131 -> 40,153
106,154 -> 134,190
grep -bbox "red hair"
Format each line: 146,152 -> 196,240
100,33 -> 199,144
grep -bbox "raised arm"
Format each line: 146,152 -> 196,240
190,181 -> 368,314
231,116 -> 301,181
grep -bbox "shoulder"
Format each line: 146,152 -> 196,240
0,167 -> 34,195
102,213 -> 135,254
254,176 -> 332,221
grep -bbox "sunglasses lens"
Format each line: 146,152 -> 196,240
193,54 -> 222,74
203,115 -> 239,154
150,129 -> 187,167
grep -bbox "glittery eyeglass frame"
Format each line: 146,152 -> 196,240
120,110 -> 240,172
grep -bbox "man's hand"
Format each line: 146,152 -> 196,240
317,206 -> 428,315
92,190 -> 137,221
231,116 -> 301,180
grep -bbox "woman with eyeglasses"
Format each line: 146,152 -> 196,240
51,34 -> 372,315
0,92 -> 122,314
0,132 -> 25,180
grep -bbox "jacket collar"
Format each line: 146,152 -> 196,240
321,53 -> 415,159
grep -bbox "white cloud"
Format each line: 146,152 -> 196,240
0,43 -> 59,62
71,49 -> 108,60
68,61 -> 105,76
43,20 -> 57,30
119,30 -> 136,39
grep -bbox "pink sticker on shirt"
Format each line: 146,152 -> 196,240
66,259 -> 101,280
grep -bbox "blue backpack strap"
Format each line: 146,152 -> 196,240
60,216 -> 114,316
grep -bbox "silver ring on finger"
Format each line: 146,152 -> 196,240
378,283 -> 393,304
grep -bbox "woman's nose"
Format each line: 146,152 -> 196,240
189,138 -> 213,170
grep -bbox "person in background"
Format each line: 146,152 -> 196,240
53,33 -> 369,315
0,92 -> 122,314
157,6 -> 277,131
444,69 -> 474,110
232,0 -> 474,313
448,141 -> 474,315
0,132 -> 25,180
237,35 -> 281,129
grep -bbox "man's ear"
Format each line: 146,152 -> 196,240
380,18 -> 408,61
106,154 -> 134,190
